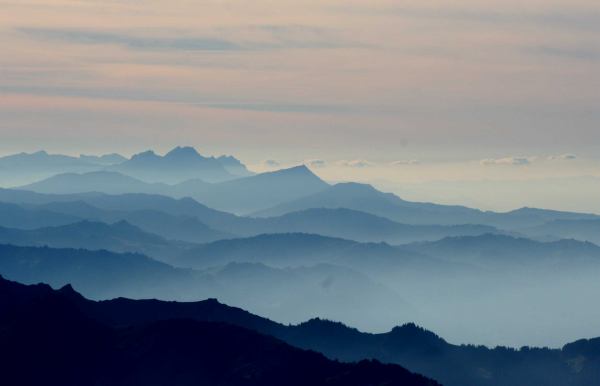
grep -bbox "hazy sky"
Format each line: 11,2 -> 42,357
1,0 -> 599,211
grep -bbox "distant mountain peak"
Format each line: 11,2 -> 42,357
280,164 -> 317,175
295,164 -> 311,171
131,150 -> 158,160
58,283 -> 79,296
165,146 -> 203,159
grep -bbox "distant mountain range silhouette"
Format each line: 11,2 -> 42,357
0,191 -> 506,244
20,171 -> 173,195
108,146 -> 239,183
406,233 -> 600,269
253,182 -> 600,228
19,164 -> 330,214
0,147 -> 253,187
0,220 -> 187,260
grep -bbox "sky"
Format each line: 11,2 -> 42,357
1,0 -> 599,212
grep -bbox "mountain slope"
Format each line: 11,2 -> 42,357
0,244 -> 408,329
0,244 -> 204,300
16,200 -> 233,243
0,220 -> 184,259
2,276 -> 600,386
18,166 -> 327,215
0,189 -> 505,244
19,171 -> 172,195
174,233 -> 356,269
0,281 -> 436,386
0,202 -> 80,229
188,165 -> 330,214
174,233 -> 462,278
0,189 -> 255,238
252,208 -> 501,244
253,182 -> 483,223
405,233 -> 600,268
522,219 -> 600,245
254,182 -> 600,228
208,261 -> 410,331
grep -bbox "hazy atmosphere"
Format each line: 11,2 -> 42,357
2,0 -> 599,212
2,2 -> 600,386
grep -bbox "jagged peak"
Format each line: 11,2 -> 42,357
57,283 -> 85,299
131,150 -> 158,160
58,283 -> 76,293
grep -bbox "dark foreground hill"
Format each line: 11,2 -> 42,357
0,276 -> 438,386
2,276 -> 600,386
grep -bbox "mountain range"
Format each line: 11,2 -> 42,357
0,147 -> 253,187
0,220 -> 185,260
108,146 -> 234,183
2,147 -> 600,353
0,191 -> 505,244
19,164 -> 330,214
253,182 -> 600,228
0,276 -> 436,386
0,243 -> 409,328
4,275 -> 600,386
405,233 -> 600,269
522,218 -> 600,245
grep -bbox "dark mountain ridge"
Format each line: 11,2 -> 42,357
1,275 -> 599,386
0,276 -> 436,386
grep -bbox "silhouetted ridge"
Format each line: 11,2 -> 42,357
4,276 -> 600,386
389,323 -> 446,350
0,276 -> 438,386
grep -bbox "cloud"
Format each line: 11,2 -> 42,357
548,154 -> 577,161
390,159 -> 420,166
480,157 -> 533,166
262,159 -> 280,168
204,103 -> 355,114
338,159 -> 374,168
17,25 -> 361,52
344,5 -> 600,31
527,46 -> 600,61
18,28 -> 242,51
305,159 -> 326,168
482,154 -> 576,165
0,84 -> 358,115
